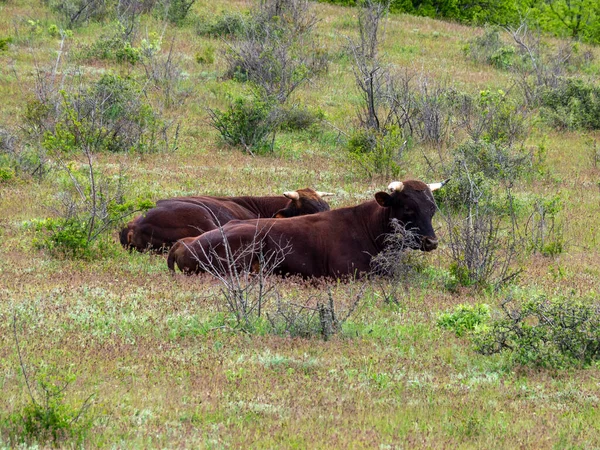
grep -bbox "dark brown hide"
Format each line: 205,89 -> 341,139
122,189 -> 330,252
168,180 -> 439,277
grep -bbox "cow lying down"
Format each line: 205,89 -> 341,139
120,188 -> 332,252
167,179 -> 447,278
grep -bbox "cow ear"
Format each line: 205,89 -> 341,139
274,209 -> 289,218
375,192 -> 392,207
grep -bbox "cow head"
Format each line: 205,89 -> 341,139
274,188 -> 332,218
374,179 -> 448,252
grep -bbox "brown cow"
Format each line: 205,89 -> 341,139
167,179 -> 447,278
121,188 -> 332,252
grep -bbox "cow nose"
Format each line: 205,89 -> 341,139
422,236 -> 438,252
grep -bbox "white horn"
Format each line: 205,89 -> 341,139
283,191 -> 300,200
315,191 -> 335,197
387,181 -> 404,193
427,178 -> 450,192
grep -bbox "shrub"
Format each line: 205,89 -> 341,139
278,105 -> 324,131
196,11 -> 247,37
41,74 -> 173,154
347,127 -> 404,180
454,89 -> 529,147
452,140 -> 531,182
224,0 -> 326,103
525,194 -> 564,256
540,78 -> 600,130
2,317 -> 94,446
46,0 -> 112,28
154,0 -> 196,25
208,93 -> 281,155
80,26 -> 142,64
464,27 -> 515,70
475,294 -> 600,369
140,36 -> 191,109
0,36 -> 12,51
438,303 -> 490,337
195,45 -> 215,65
437,154 -> 523,288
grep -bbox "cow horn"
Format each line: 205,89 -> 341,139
427,178 -> 450,192
387,181 -> 404,193
283,191 -> 300,200
315,191 -> 335,197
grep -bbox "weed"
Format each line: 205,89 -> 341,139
438,303 -> 490,337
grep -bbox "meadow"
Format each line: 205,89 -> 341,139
1,0 -> 600,447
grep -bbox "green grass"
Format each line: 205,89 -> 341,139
1,0 -> 600,447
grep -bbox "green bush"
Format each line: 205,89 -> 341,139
0,36 -> 12,51
1,363 -> 93,447
452,140 -> 530,182
438,303 -> 490,337
208,94 -> 280,155
41,74 -> 171,155
464,27 -> 515,70
154,0 -> 196,25
347,127 -> 404,179
196,11 -> 247,37
0,165 -> 15,183
435,166 -> 496,213
46,0 -> 112,27
81,31 -> 141,64
540,78 -> 600,130
33,218 -> 92,258
526,194 -> 564,256
475,294 -> 600,369
278,105 -> 324,131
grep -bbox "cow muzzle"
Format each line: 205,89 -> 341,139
421,236 -> 438,252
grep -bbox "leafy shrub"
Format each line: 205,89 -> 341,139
196,45 -> 215,64
45,0 -> 112,27
525,194 -> 564,256
0,36 -> 12,51
454,89 -> 529,147
464,27 -> 515,70
435,162 -> 496,213
154,0 -> 196,24
88,35 -> 141,64
0,127 -> 45,180
278,105 -> 324,131
347,127 -> 404,179
196,11 -> 247,37
0,165 -> 15,183
452,140 -> 531,182
2,320 -> 94,447
438,303 -> 490,337
540,78 -> 600,130
224,0 -> 326,103
208,93 -> 281,155
42,74 -> 173,154
475,294 -> 600,369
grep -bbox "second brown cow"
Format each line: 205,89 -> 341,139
121,188 -> 332,252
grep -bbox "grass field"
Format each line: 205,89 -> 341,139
1,0 -> 600,447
